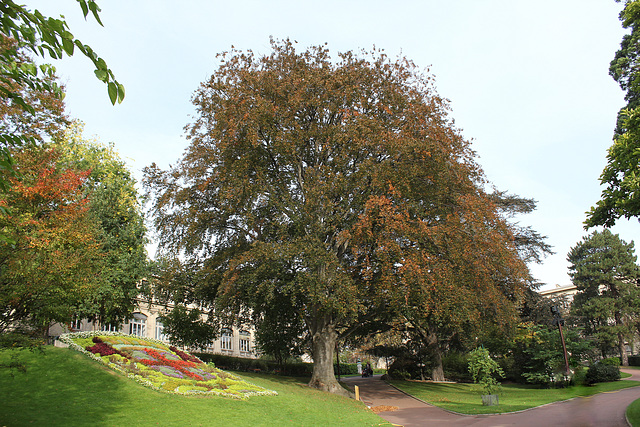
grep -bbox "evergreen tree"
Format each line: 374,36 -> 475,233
586,0 -> 640,227
568,230 -> 640,365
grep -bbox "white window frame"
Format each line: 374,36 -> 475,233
221,328 -> 233,351
129,313 -> 147,337
155,320 -> 168,342
239,330 -> 250,353
101,323 -> 119,332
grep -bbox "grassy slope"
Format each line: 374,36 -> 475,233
0,346 -> 389,426
390,378 -> 640,415
627,398 -> 640,427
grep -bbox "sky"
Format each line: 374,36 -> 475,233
24,0 -> 640,290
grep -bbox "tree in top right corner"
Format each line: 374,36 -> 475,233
568,229 -> 640,365
586,0 -> 640,228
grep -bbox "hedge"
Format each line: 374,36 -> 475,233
629,355 -> 640,366
585,363 -> 621,385
192,353 -> 361,377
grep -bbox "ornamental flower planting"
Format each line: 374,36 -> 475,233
170,346 -> 201,363
59,331 -> 276,399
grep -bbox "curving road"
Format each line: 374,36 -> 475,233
343,369 -> 640,426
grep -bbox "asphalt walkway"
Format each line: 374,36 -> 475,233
342,368 -> 640,427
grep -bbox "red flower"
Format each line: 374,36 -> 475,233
86,342 -> 116,356
141,348 -> 203,380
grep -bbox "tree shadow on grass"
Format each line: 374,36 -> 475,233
0,346 -> 127,426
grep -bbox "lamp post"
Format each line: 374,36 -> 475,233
551,305 -> 570,377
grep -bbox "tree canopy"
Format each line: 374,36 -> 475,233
144,40 -> 532,394
54,122 -> 148,327
0,0 -> 123,195
586,0 -> 640,227
0,123 -> 148,334
568,229 -> 640,365
0,143 -> 102,333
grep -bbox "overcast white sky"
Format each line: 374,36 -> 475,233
25,0 -> 640,290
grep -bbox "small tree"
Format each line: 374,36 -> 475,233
158,304 -> 216,349
513,323 -> 594,387
468,347 -> 504,396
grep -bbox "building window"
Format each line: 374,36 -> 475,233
221,328 -> 233,351
129,313 -> 147,337
155,320 -> 168,342
239,330 -> 250,353
101,323 -> 118,332
70,316 -> 82,331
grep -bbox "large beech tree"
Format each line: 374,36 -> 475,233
144,40 -> 530,394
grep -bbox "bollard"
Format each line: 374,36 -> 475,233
355,385 -> 360,401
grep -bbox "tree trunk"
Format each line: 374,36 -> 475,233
618,332 -> 629,366
430,344 -> 445,382
615,311 -> 629,366
425,327 -> 445,382
409,320 -> 446,382
308,315 -> 350,396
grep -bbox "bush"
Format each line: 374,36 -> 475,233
572,366 -> 587,385
629,355 -> 640,366
387,357 -> 421,380
443,351 -> 472,382
334,363 -> 358,375
192,353 -> 314,377
585,363 -> 621,385
600,357 -> 621,367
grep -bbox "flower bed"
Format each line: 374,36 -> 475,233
58,331 -> 276,399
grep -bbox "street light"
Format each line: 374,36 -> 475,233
551,305 -> 570,378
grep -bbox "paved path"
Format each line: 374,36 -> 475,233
342,369 -> 640,427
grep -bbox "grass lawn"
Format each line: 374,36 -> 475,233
0,346 -> 390,426
628,398 -> 640,427
389,377 -> 640,415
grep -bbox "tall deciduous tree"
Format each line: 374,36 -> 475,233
54,122 -> 148,327
144,40 -> 530,394
586,0 -> 640,227
568,229 -> 640,365
0,145 -> 103,333
0,34 -> 68,206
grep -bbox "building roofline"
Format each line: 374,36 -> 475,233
538,284 -> 577,296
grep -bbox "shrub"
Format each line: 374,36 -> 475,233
334,363 -> 358,376
572,366 -> 587,385
387,357 -> 422,380
443,351 -> 471,382
193,353 -> 312,376
600,357 -> 621,367
629,355 -> 640,366
468,347 -> 504,396
585,363 -> 621,385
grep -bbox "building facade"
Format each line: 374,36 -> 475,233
49,298 -> 257,359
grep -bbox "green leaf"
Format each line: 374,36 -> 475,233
62,37 -> 74,56
117,83 -> 125,103
79,0 -> 89,18
94,69 -> 108,82
88,1 -> 104,26
96,57 -> 107,71
108,82 -> 117,105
